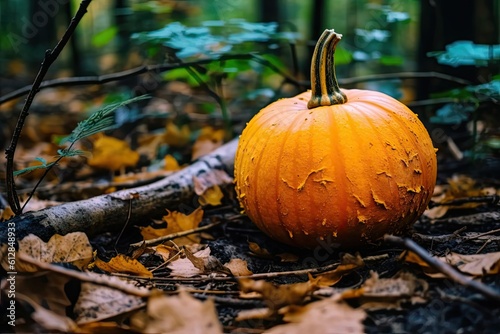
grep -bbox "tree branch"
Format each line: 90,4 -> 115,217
4,0 -> 93,215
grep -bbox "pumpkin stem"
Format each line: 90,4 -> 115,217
307,29 -> 347,109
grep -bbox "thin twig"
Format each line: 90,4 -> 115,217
384,235 -> 500,303
4,0 -> 93,215
129,220 -> 225,248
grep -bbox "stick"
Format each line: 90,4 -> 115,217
4,0 -> 93,214
384,235 -> 500,302
0,138 -> 238,243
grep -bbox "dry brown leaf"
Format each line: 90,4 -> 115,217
17,293 -> 79,333
265,296 -> 366,334
88,135 -> 139,171
442,252 -> 500,276
224,258 -> 253,276
193,169 -> 233,196
315,253 -> 365,287
1,271 -> 71,316
167,247 -> 211,277
424,175 -> 498,219
140,207 -> 204,246
130,290 -> 223,334
276,252 -> 300,263
401,251 -> 447,278
0,232 -> 92,272
342,271 -> 428,310
239,276 -> 318,310
74,280 -> 145,324
95,254 -> 153,278
153,244 -> 179,262
247,241 -> 274,259
198,184 -> 224,206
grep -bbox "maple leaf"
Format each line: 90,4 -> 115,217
141,207 -> 204,246
95,254 -> 153,278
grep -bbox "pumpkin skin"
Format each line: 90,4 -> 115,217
234,30 -> 437,249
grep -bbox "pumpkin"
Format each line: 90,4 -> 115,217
234,29 -> 437,249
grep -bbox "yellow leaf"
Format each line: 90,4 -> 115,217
163,120 -> 191,147
140,207 -> 204,246
198,184 -> 224,206
88,135 -> 139,171
315,253 -> 365,287
164,154 -> 181,171
95,254 -> 152,278
191,126 -> 225,160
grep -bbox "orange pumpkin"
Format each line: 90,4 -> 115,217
234,29 -> 437,249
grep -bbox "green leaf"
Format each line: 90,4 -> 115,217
379,55 -> 404,66
334,46 -> 353,65
92,26 -> 118,48
60,95 -> 150,145
430,103 -> 475,125
14,161 -> 56,176
427,41 -> 500,67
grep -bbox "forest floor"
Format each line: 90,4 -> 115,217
1,80 -> 499,334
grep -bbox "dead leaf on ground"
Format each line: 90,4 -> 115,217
88,134 -> 139,172
403,250 -> 500,277
140,207 -> 204,246
130,290 -> 223,334
247,241 -> 274,259
168,247 -> 230,277
315,253 -> 365,287
163,120 -> 191,147
17,293 -> 79,333
164,154 -> 182,171
424,174 -> 498,219
193,169 -> 233,196
198,184 -> 224,206
239,276 -> 318,311
95,254 -> 153,278
0,232 -> 92,272
341,271 -> 428,310
191,126 -> 225,160
74,280 -> 145,324
224,258 -> 253,277
265,296 -> 366,334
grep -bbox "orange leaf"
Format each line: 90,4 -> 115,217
95,254 -> 152,278
198,185 -> 224,206
88,135 -> 139,171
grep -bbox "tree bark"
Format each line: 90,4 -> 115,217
0,139 -> 239,243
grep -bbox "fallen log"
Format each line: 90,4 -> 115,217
0,138 -> 239,243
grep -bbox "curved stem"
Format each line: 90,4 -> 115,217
308,29 -> 347,109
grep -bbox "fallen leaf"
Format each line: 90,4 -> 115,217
198,184 -> 224,206
315,253 -> 365,287
88,135 -> 139,172
164,154 -> 181,171
342,271 -> 428,310
167,247 -> 211,277
163,120 -> 191,147
130,290 -> 223,334
224,258 -> 253,277
266,296 -> 366,334
247,241 -> 274,259
239,276 -> 318,310
17,293 -> 79,333
140,207 -> 204,246
191,126 -> 225,160
443,252 -> 500,276
74,280 -> 145,324
193,169 -> 233,196
95,254 -> 153,278
0,232 -> 92,272
424,175 -> 498,219
401,251 -> 446,278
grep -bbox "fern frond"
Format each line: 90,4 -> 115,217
14,161 -> 56,176
60,95 -> 150,145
